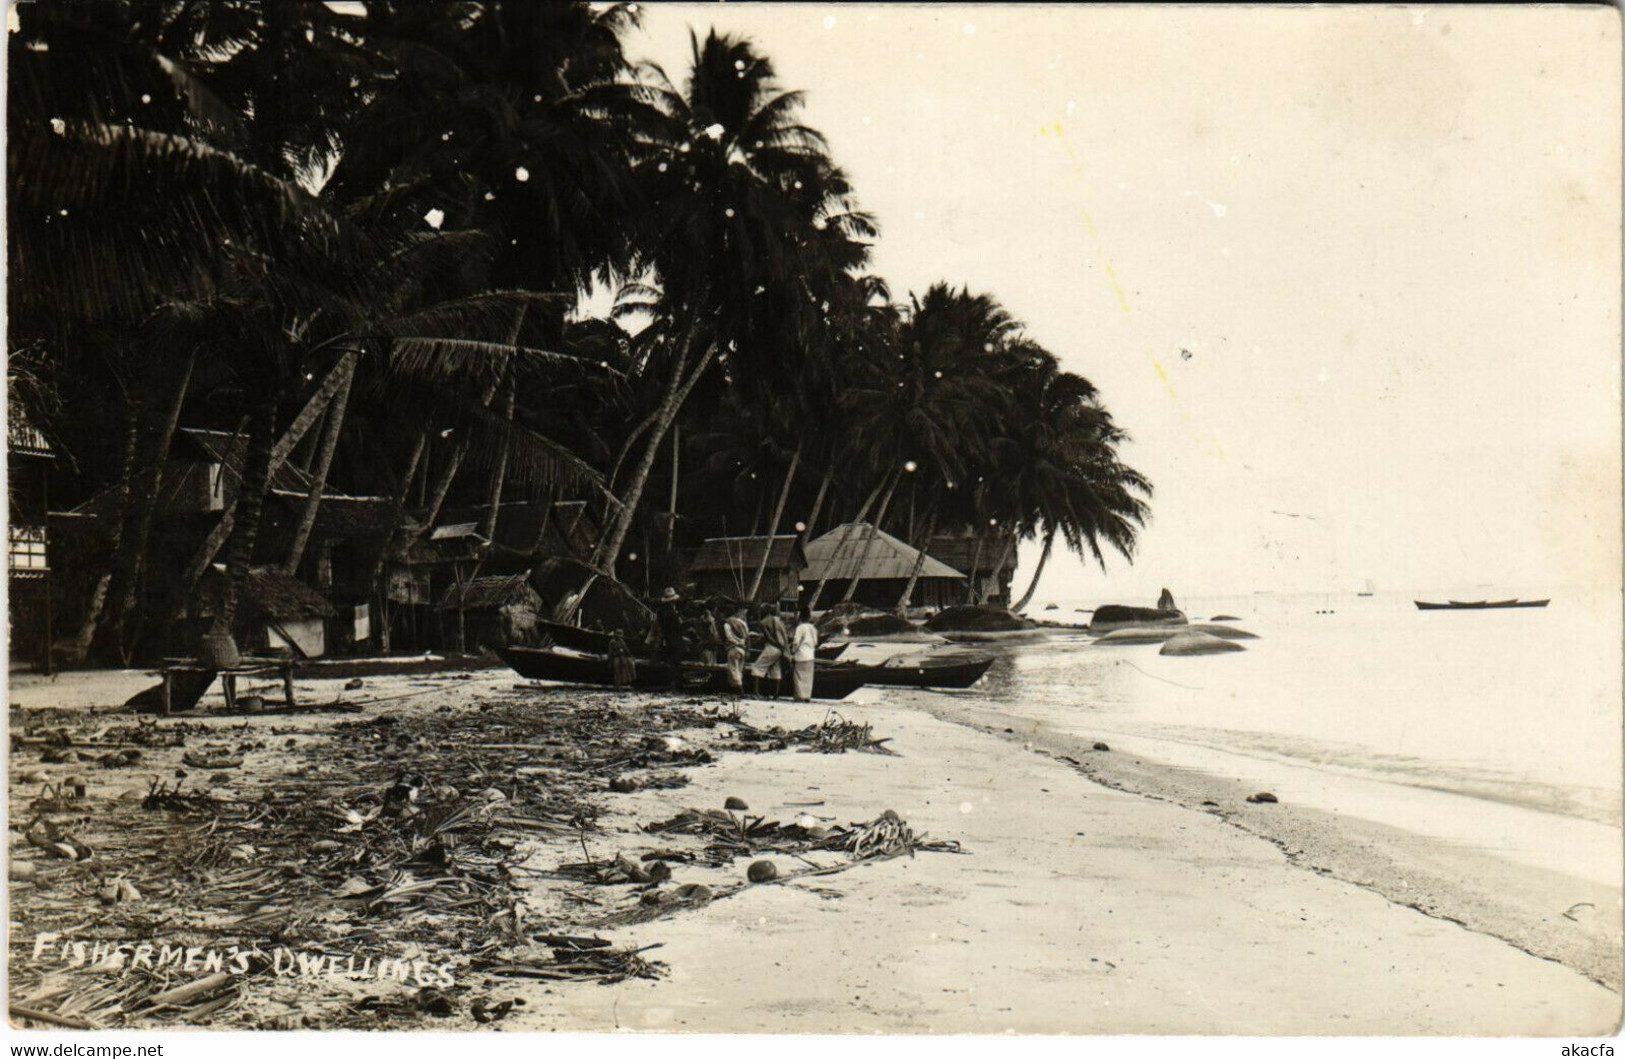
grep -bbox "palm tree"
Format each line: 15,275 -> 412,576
991,361 -> 1152,612
590,29 -> 873,578
323,2 -> 650,551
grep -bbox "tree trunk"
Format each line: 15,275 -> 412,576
282,352 -> 356,574
100,349 -> 197,662
209,391 -> 279,640
747,442 -> 801,600
88,395 -> 142,662
963,535 -> 985,604
174,367 -> 347,616
668,422 -> 680,516
421,363 -> 507,532
367,431 -> 428,631
592,323 -> 716,578
987,529 -> 1017,605
1011,527 -> 1056,612
799,463 -> 834,546
479,371 -> 516,542
895,506 -> 941,614
839,470 -> 903,605
807,471 -> 888,611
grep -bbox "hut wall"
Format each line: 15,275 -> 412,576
695,567 -> 801,603
267,618 -> 326,658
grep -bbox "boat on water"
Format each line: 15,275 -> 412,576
498,644 -> 873,700
1357,579 -> 1375,597
1414,599 -> 1550,611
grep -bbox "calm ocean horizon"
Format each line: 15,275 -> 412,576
879,585 -> 1622,887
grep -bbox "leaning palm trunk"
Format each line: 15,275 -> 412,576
838,471 -> 903,605
1011,526 -> 1056,612
895,506 -> 941,614
478,373 -> 517,541
986,529 -> 1017,605
282,352 -> 356,574
807,472 -> 888,611
100,350 -> 197,662
174,367 -> 350,617
746,442 -> 801,600
592,322 -> 716,577
798,463 -> 834,547
962,535 -> 985,604
209,392 -> 280,642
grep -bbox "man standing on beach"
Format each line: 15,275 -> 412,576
723,605 -> 750,694
790,603 -> 819,702
750,604 -> 791,698
656,587 -> 686,688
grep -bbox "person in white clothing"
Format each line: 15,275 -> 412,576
790,603 -> 819,702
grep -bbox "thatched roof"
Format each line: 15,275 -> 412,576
689,535 -> 806,575
801,523 -> 965,583
437,572 -> 540,612
437,500 -> 601,560
189,569 -> 335,621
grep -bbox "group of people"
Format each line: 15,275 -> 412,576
653,589 -> 820,701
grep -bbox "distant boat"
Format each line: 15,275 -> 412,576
1414,599 -> 1549,611
1357,579 -> 1375,597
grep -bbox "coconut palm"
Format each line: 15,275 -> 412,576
990,361 -> 1152,612
590,29 -> 873,577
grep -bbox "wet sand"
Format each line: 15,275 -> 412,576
524,694 -> 1620,1034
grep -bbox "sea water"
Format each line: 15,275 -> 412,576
913,587 -> 1622,886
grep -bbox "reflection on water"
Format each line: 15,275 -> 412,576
970,589 -> 1622,827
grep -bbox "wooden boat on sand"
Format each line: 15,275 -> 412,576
826,655 -> 995,689
498,645 -> 872,700
532,619 -> 847,660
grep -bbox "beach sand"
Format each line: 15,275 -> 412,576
7,668 -> 1620,1035
527,695 -> 1620,1035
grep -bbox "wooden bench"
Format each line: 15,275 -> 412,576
159,658 -> 297,716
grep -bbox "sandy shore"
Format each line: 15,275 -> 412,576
522,692 -> 1619,1035
8,667 -> 1620,1035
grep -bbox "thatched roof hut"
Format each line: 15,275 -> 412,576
801,523 -> 966,609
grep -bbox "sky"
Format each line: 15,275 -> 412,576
618,4 -> 1622,603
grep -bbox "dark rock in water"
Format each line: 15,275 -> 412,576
609,775 -> 638,793
344,677 -> 365,690
1201,800 -> 1220,808
1157,588 -> 1178,611
1088,604 -> 1189,633
1209,614 -> 1241,622
724,796 -> 749,811
1044,603 -> 1059,610
1093,741 -> 1110,752
925,604 -> 1035,633
1160,630 -> 1245,656
1246,791 -> 1278,804
747,859 -> 778,883
843,612 -> 919,636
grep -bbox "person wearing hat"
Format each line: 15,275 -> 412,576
656,587 -> 686,687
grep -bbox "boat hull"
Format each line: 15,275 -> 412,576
498,645 -> 869,700
1415,599 -> 1549,611
824,656 -> 995,689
